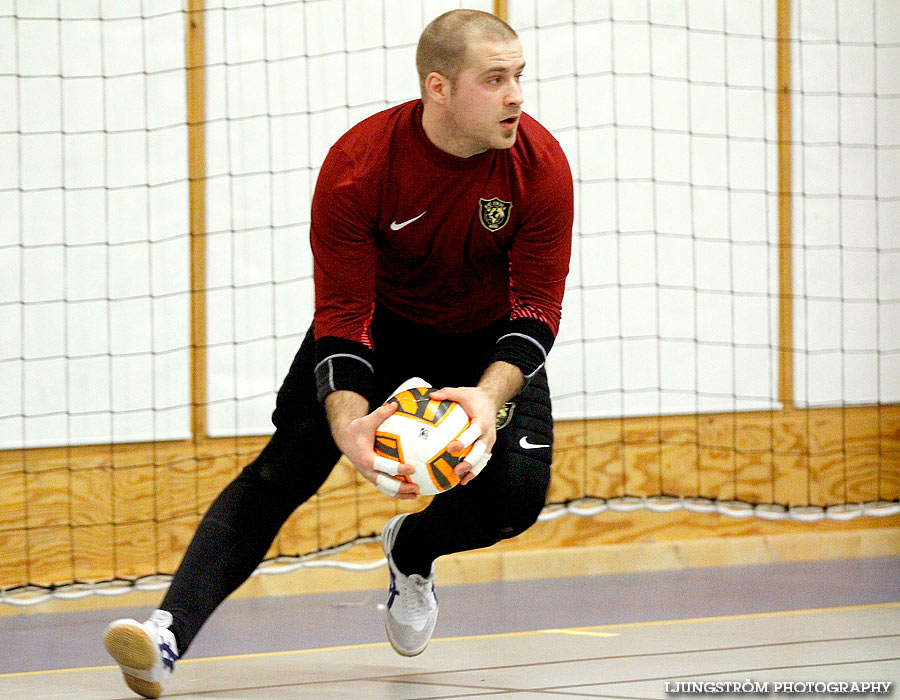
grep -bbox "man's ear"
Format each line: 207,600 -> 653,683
424,71 -> 451,103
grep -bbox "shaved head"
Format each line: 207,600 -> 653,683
416,9 -> 518,95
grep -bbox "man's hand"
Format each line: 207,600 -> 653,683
430,361 -> 523,485
325,391 -> 420,499
428,386 -> 494,485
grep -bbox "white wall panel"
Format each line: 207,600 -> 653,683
1,5 -> 189,447
792,0 -> 900,406
3,1 -> 894,447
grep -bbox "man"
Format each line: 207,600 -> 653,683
103,9 -> 573,698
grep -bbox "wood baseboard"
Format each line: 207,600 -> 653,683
3,521 -> 897,617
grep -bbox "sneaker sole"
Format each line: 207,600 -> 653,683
384,619 -> 429,657
104,622 -> 163,699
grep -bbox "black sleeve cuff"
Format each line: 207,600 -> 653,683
489,317 -> 555,385
314,336 -> 376,404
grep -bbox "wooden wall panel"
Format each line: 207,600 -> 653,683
72,524 -> 114,582
0,530 -> 27,589
113,466 -> 155,525
70,467 -> 113,526
1,405 -> 898,589
155,515 -> 197,574
660,426 -> 702,497
25,526 -> 74,588
24,470 -> 68,529
156,459 -> 197,523
495,506 -> 900,554
548,441 -> 589,502
0,472 -> 25,531
112,521 -> 157,583
773,451 -> 807,507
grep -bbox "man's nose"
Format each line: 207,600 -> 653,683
506,79 -> 523,107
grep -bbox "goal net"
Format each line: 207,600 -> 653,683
1,0 -> 897,604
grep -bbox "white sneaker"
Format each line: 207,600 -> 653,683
381,513 -> 438,657
104,609 -> 179,699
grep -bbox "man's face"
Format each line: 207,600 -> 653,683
444,37 -> 525,156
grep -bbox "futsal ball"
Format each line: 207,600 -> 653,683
374,383 -> 474,495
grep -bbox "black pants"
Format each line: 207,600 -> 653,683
161,308 -> 554,654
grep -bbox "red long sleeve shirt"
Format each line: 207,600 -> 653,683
310,99 -> 573,400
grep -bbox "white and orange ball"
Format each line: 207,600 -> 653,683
374,381 -> 476,496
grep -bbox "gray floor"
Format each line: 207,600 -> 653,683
1,557 -> 898,699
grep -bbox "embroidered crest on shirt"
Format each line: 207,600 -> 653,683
495,401 -> 515,430
479,197 -> 512,232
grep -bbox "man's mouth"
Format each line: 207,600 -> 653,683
500,115 -> 519,127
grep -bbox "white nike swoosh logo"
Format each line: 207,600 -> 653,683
390,211 -> 427,230
519,435 -> 550,450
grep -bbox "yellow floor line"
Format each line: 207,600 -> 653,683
544,629 -> 620,638
582,600 -> 900,633
2,600 -> 897,680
